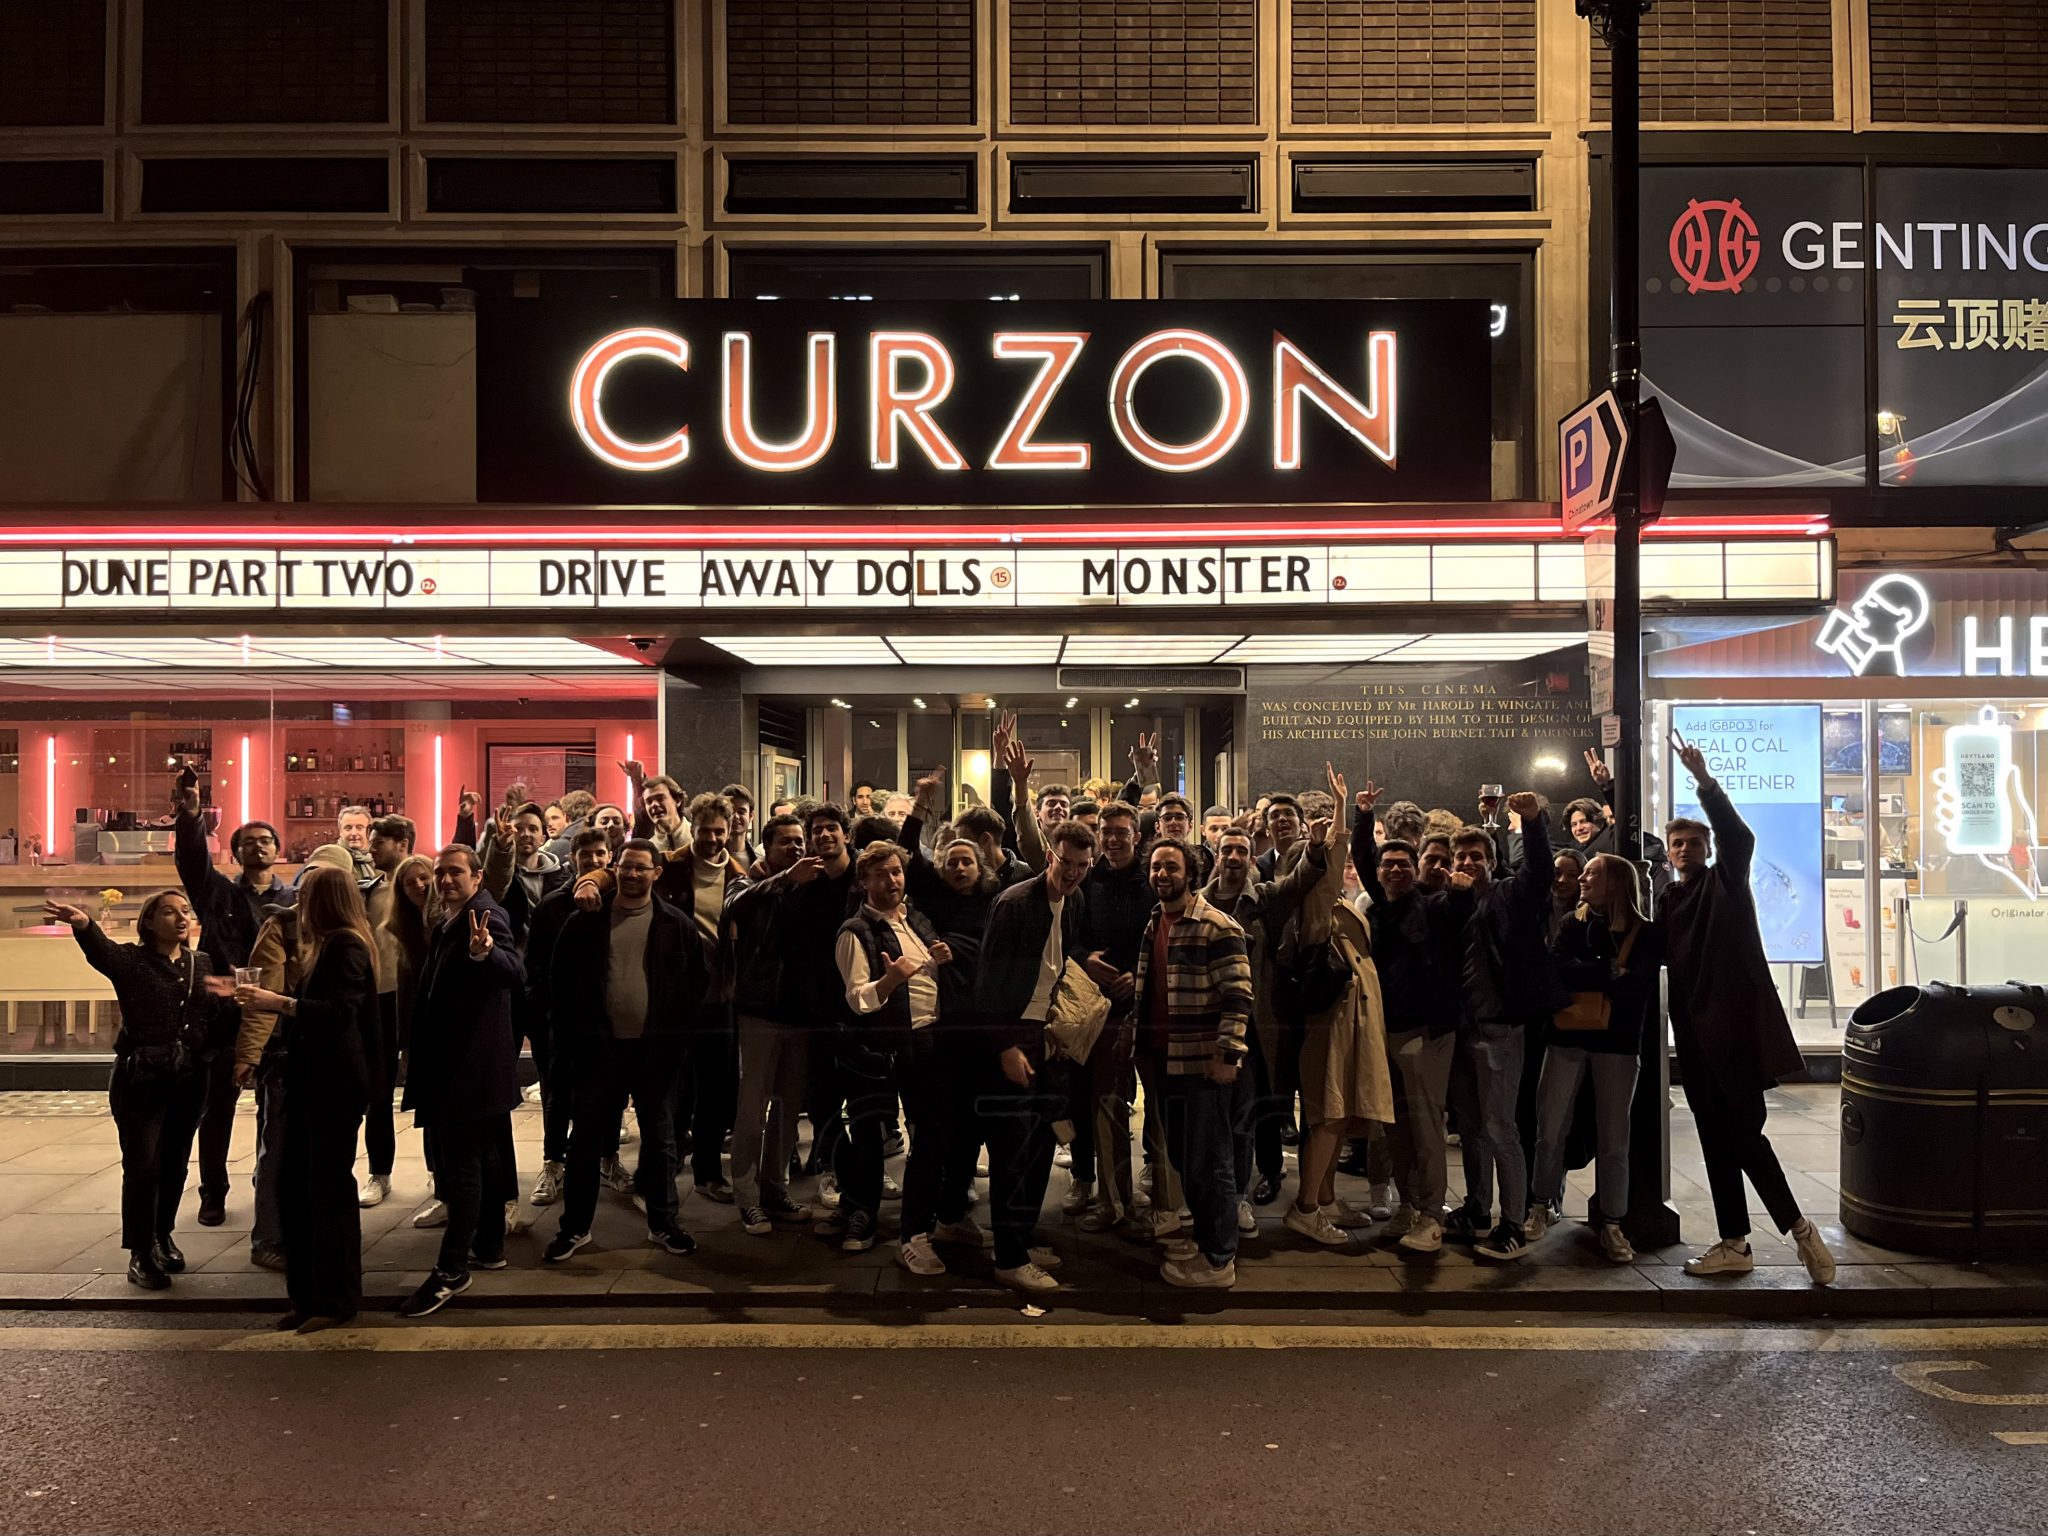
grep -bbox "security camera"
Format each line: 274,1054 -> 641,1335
632,638 -> 654,654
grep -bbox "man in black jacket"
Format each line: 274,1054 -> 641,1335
1071,801 -> 1159,1239
1352,785 -> 1473,1255
543,840 -> 706,1265
975,820 -> 1100,1293
1445,795 -> 1560,1263
171,767 -> 292,1228
398,847 -> 524,1319
525,827 -> 613,1208
780,805 -> 857,1204
1665,735 -> 1836,1285
728,814 -> 816,1233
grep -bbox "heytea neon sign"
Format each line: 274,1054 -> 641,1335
569,325 -> 1396,476
1815,573 -> 2048,678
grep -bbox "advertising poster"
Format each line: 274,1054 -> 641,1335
1672,704 -> 1824,965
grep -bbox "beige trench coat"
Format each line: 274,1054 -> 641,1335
1292,840 -> 1394,1128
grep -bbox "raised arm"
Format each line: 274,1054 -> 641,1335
171,772 -> 221,907
1350,778 -> 1386,905
1674,734 -> 1755,882
1507,791 -> 1554,911
1004,736 -> 1047,872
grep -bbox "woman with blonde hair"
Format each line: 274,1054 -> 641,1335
1530,851 -> 1662,1263
235,865 -> 378,1330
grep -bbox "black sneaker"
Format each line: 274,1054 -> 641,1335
764,1194 -> 812,1225
196,1192 -> 226,1227
126,1249 -> 170,1290
1249,1176 -> 1282,1207
543,1229 -> 591,1264
841,1210 -> 878,1253
1473,1221 -> 1531,1263
1442,1207 -> 1485,1243
467,1251 -> 509,1271
398,1269 -> 471,1318
648,1225 -> 697,1257
739,1204 -> 773,1236
152,1235 -> 187,1274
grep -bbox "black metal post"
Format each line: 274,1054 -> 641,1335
1583,0 -> 1679,1251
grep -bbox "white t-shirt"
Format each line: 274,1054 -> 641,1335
836,908 -> 940,1029
1024,891 -> 1065,1022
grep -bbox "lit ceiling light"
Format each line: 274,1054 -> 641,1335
912,697 -> 927,709
1064,696 -> 1078,708
830,697 -> 850,708
1125,697 -> 1140,708
1532,754 -> 1568,775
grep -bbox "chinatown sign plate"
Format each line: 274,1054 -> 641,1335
475,300 -> 1492,506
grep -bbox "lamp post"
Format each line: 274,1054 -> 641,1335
1580,0 -> 1680,1251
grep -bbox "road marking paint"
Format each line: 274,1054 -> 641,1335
4,1322 -> 2048,1355
1992,1432 -> 2048,1446
1892,1361 -> 2048,1407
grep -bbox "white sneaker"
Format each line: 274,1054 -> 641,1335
1237,1199 -> 1257,1234
1321,1199 -> 1370,1229
881,1174 -> 901,1201
1150,1209 -> 1183,1239
530,1160 -> 564,1207
1161,1236 -> 1200,1262
930,1216 -> 989,1248
1398,1216 -> 1445,1254
1061,1178 -> 1095,1216
358,1174 -> 390,1210
599,1155 -> 635,1195
818,1172 -> 841,1210
1683,1238 -> 1755,1276
1366,1181 -> 1394,1220
1599,1223 -> 1636,1264
1053,1143 -> 1073,1169
503,1199 -> 530,1236
898,1234 -> 947,1276
411,1199 -> 448,1229
1284,1204 -> 1349,1248
1027,1245 -> 1063,1270
995,1262 -> 1059,1293
1075,1202 -> 1116,1233
1792,1219 -> 1836,1285
1384,1204 -> 1419,1238
521,1081 -> 543,1104
1523,1204 -> 1550,1241
1161,1255 -> 1236,1289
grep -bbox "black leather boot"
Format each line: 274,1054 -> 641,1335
127,1249 -> 171,1290
153,1235 -> 187,1273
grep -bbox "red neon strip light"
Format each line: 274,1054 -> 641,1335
0,516 -> 1828,547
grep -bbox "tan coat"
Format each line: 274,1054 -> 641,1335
1293,840 -> 1394,1128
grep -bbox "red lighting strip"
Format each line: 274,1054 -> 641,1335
0,515 -> 1829,548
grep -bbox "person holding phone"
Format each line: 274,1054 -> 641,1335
1663,732 -> 1836,1286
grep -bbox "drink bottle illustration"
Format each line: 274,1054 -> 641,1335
1944,705 -> 2012,856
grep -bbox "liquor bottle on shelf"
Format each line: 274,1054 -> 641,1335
306,747 -> 320,772
381,748 -> 394,772
352,747 -> 364,772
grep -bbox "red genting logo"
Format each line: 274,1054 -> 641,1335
1669,197 -> 1761,295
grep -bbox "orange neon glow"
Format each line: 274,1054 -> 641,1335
721,332 -> 838,472
869,333 -> 966,470
1107,330 -> 1250,473
1273,331 -> 1397,470
569,328 -> 690,471
987,332 -> 1091,471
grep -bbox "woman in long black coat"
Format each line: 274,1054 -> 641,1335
236,866 -> 376,1331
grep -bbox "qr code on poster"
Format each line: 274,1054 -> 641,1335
1959,759 -> 1997,802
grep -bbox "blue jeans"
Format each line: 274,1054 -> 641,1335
1457,1024 -> 1528,1229
1161,1072 -> 1244,1266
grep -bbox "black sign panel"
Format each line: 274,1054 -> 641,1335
475,299 -> 1491,506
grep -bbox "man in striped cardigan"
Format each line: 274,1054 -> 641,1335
1132,838 -> 1255,1291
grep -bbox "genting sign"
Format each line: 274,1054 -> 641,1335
1670,197 -> 1762,295
477,299 -> 1492,506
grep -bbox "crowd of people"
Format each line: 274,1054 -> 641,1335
56,720 -> 1837,1327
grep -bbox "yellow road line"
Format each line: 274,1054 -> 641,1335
5,1322 -> 2048,1354
1993,1432 -> 2048,1446
1893,1360 -> 2048,1406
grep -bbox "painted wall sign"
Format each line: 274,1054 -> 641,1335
474,300 -> 1492,506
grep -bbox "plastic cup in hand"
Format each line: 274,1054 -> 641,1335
233,966 -> 260,990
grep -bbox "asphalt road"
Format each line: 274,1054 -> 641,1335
2,1312 -> 2045,1536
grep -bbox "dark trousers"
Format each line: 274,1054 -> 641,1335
195,1046 -> 238,1201
1683,1072 -> 1802,1241
899,1033 -> 976,1238
1235,1028 -> 1286,1197
675,1016 -> 737,1188
517,998 -> 569,1165
108,1059 -> 206,1251
282,1096 -> 363,1320
563,1036 -> 683,1237
432,1113 -> 509,1278
364,994 -> 399,1178
836,1043 -> 899,1226
980,1036 -> 1063,1270
1163,1071 -> 1244,1265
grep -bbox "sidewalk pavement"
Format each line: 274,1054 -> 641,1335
2,1084 -> 2043,1319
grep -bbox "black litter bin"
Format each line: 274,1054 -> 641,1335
1841,981 -> 2048,1258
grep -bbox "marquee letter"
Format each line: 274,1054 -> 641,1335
1272,330 -> 1397,470
869,333 -> 966,470
722,331 -> 838,472
987,332 -> 1090,470
1107,329 -> 1249,473
569,328 -> 689,471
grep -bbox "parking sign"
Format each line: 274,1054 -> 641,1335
1559,388 -> 1629,532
